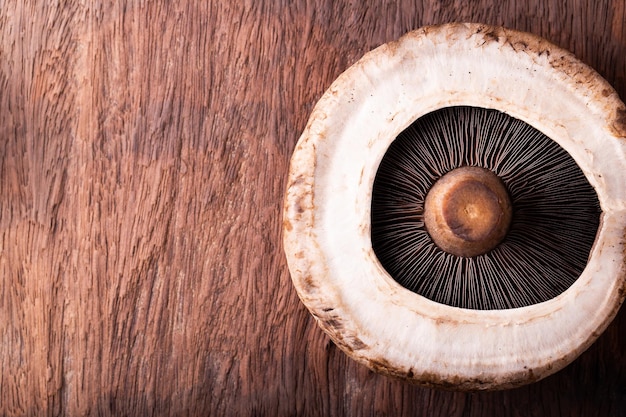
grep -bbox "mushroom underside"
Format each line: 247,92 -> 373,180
283,23 -> 626,390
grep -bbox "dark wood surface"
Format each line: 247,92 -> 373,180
1,1 -> 624,416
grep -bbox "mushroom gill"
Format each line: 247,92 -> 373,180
371,106 -> 601,310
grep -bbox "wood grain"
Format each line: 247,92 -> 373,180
0,1 -> 624,416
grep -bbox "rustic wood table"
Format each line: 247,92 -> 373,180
1,1 -> 624,416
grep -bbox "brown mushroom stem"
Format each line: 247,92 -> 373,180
424,167 -> 512,257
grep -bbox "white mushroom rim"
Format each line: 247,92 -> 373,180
283,23 -> 626,390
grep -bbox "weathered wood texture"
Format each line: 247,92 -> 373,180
0,1 -> 624,416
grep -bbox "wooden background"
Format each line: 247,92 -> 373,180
0,1 -> 624,416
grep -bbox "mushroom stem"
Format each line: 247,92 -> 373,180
424,166 -> 512,257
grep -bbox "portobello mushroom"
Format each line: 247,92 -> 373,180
283,23 -> 626,390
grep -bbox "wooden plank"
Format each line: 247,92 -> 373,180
0,1 -> 624,415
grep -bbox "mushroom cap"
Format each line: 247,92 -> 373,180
283,23 -> 626,390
